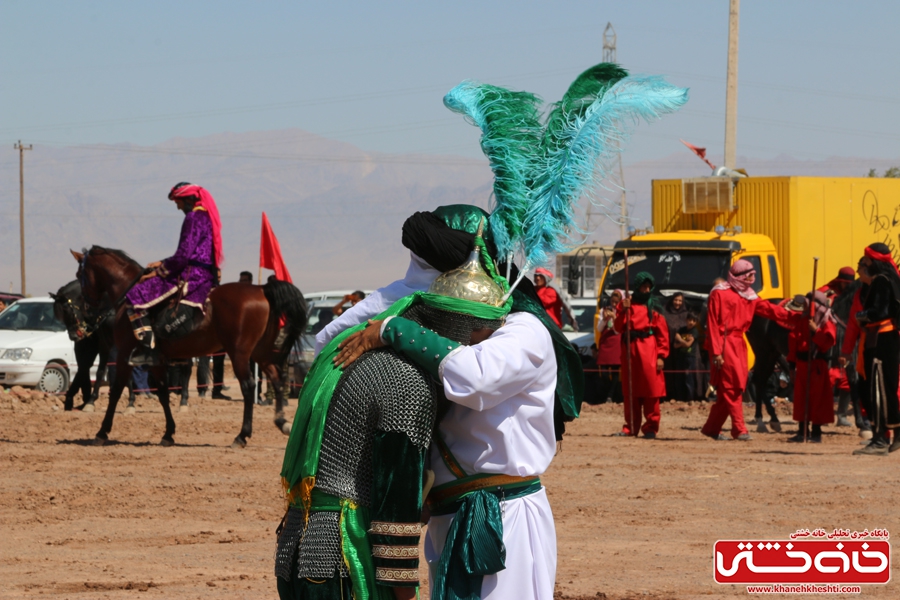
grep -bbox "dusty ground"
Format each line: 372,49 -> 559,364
1,379 -> 898,599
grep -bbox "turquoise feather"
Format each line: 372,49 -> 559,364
522,74 -> 689,268
443,65 -> 688,292
443,82 -> 543,261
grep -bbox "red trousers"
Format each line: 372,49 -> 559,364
701,388 -> 747,438
622,396 -> 661,435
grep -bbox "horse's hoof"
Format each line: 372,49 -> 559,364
281,422 -> 292,435
230,436 -> 247,449
92,436 -> 106,446
125,406 -> 136,415
82,403 -> 95,413
178,404 -> 189,413
160,437 -> 175,447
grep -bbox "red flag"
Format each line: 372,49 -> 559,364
260,212 -> 292,283
680,139 -> 716,170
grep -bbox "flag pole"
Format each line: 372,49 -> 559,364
803,256 -> 819,443
624,249 -> 635,437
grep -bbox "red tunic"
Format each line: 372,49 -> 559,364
615,303 -> 669,398
705,288 -> 790,391
536,286 -> 564,328
787,314 -> 837,425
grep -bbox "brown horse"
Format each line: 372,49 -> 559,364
71,246 -> 307,448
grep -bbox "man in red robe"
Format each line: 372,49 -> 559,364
534,268 -> 576,330
784,293 -> 837,443
614,272 -> 669,439
701,260 -> 790,441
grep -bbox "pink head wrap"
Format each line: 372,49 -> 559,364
712,258 -> 758,300
169,184 -> 224,267
535,267 -> 554,281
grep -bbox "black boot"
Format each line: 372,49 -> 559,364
809,424 -> 823,443
787,421 -> 806,442
127,307 -> 162,367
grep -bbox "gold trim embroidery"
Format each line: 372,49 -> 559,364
372,545 -> 420,559
368,521 -> 423,536
375,567 -> 419,582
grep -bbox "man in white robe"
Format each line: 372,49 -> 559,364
421,310 -> 558,599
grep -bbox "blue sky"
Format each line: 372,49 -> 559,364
2,0 -> 899,165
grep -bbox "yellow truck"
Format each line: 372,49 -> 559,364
595,176 -> 900,345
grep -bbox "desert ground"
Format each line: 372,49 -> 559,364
1,373 -> 897,599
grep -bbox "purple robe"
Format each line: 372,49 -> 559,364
127,209 -> 217,310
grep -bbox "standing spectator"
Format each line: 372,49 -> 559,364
662,292 -> 689,399
614,272 -> 669,438
197,353 -> 230,399
596,290 -> 623,403
332,291 -> 366,316
239,271 -> 253,285
0,299 -> 6,313
533,267 -> 577,330
132,365 -> 151,398
673,311 -> 702,400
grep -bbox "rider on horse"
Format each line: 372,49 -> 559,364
125,182 -> 224,366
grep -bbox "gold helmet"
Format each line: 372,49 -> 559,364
427,218 -> 505,306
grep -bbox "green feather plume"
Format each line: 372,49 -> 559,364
443,82 -> 543,261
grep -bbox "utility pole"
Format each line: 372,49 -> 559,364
602,22 -> 628,239
724,0 -> 740,169
15,141 -> 32,296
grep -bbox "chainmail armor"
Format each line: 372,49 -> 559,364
297,511 -> 349,579
274,507 -> 305,581
295,348 -> 437,580
401,303 -> 503,345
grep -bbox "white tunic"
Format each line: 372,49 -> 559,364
314,252 -> 439,355
425,311 -> 558,600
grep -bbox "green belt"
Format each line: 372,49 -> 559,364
310,488 -> 343,511
428,474 -> 542,516
430,475 -> 543,600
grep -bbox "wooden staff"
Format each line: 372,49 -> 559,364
803,257 -> 819,443
624,249 -> 635,437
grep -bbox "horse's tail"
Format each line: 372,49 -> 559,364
262,279 -> 308,364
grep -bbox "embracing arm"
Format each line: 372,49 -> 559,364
440,313 -> 554,411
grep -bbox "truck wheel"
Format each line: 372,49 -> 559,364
37,363 -> 69,395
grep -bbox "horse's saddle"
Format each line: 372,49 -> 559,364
152,299 -> 205,340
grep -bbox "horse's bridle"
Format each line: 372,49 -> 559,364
78,247 -> 145,311
59,295 -> 108,341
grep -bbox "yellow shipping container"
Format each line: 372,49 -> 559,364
652,176 -> 900,297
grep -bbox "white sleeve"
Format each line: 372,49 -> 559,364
314,292 -> 388,355
440,312 -> 555,411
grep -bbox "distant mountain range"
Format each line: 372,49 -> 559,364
1,129 -> 897,297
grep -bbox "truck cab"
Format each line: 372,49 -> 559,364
598,230 -> 782,303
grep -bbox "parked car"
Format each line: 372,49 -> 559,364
561,297 -> 598,344
0,297 -> 96,394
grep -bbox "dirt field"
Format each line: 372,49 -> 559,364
2,378 -> 897,599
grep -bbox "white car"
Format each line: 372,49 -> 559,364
0,297 -> 94,394
561,297 -> 599,345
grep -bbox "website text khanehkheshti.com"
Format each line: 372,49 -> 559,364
746,584 -> 862,594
